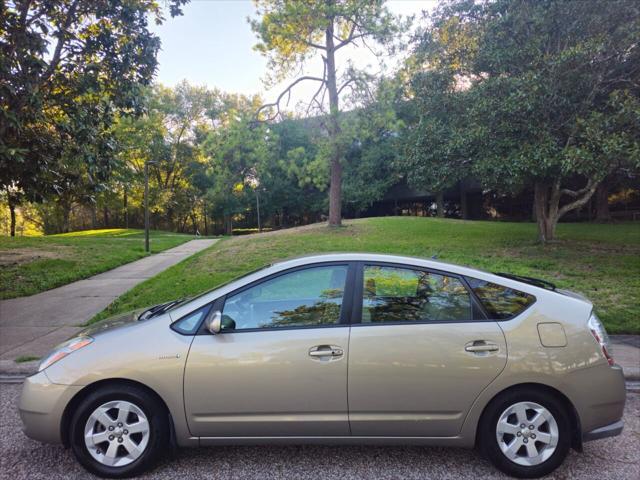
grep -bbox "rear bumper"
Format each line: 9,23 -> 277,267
583,419 -> 624,442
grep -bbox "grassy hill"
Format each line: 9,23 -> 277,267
0,229 -> 196,299
92,217 -> 640,334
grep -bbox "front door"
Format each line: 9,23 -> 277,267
348,263 -> 507,437
184,263 -> 353,437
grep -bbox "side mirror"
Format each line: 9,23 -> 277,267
205,310 -> 222,334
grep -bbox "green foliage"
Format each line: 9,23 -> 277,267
93,217 -> 640,334
0,0 -> 187,234
403,0 -> 640,240
14,355 -> 40,363
341,80 -> 404,213
399,70 -> 472,193
251,0 -> 401,85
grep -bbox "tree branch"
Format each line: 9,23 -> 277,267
298,37 -> 326,50
561,184 -> 593,198
42,0 -> 80,83
336,77 -> 356,97
255,75 -> 326,122
557,179 -> 599,218
306,60 -> 328,116
335,21 -> 368,51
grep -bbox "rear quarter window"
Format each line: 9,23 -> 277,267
465,277 -> 535,319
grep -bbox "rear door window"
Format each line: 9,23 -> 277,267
362,265 -> 472,323
465,277 -> 535,319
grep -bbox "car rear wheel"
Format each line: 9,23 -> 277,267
479,387 -> 571,478
69,384 -> 168,478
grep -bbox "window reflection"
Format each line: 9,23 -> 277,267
465,277 -> 535,319
363,266 -> 472,323
223,265 -> 348,329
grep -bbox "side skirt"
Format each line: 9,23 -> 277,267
197,436 -> 471,447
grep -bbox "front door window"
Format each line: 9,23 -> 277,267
223,265 -> 348,330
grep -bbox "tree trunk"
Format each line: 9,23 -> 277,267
91,204 -> 97,229
460,184 -> 468,219
223,214 -> 232,236
203,201 -> 208,236
103,206 -> 109,228
62,205 -> 71,233
166,208 -> 174,232
7,193 -> 16,237
533,178 -> 600,243
326,19 -> 342,227
595,182 -> 611,222
436,192 -> 444,218
191,213 -> 197,235
534,182 -> 558,243
123,188 -> 128,229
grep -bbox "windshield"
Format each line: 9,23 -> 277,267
165,263 -> 272,311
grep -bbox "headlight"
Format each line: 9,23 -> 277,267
38,336 -> 94,372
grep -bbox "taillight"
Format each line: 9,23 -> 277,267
588,312 -> 614,366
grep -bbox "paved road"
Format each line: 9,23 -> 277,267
0,384 -> 637,480
0,239 -> 217,363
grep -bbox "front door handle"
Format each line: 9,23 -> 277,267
465,341 -> 499,353
309,345 -> 344,358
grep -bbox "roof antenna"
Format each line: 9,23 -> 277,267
431,254 -> 438,259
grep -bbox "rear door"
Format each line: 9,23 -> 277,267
347,262 -> 507,437
184,263 -> 355,437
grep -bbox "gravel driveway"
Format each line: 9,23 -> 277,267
1,384 -> 638,480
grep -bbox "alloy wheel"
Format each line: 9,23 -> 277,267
84,400 -> 150,467
495,401 -> 559,467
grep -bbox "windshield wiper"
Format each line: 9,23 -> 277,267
138,299 -> 185,321
494,272 -> 557,291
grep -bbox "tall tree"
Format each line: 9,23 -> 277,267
250,0 -> 403,226
203,94 -> 275,235
399,70 -> 472,217
0,0 -> 187,235
413,0 -> 640,241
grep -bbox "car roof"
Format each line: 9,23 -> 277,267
271,253 -> 482,277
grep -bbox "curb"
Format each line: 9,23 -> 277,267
0,374 -> 26,384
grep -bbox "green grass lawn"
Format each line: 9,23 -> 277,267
0,228 -> 196,299
91,217 -> 640,334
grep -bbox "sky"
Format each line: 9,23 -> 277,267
150,0 -> 436,109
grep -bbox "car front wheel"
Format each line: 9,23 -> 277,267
69,384 -> 168,478
479,388 -> 571,478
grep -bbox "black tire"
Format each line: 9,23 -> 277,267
69,384 -> 169,478
478,387 -> 571,478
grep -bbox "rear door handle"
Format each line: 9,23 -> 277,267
465,341 -> 499,353
309,345 -> 344,358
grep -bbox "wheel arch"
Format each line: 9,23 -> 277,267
60,378 -> 176,449
475,382 -> 583,452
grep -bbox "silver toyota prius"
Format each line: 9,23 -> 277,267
19,253 -> 625,478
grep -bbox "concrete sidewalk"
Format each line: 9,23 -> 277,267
0,239 -> 217,367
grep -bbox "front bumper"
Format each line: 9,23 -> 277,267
18,371 -> 83,444
583,419 -> 624,442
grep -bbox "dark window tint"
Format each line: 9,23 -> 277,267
465,277 -> 535,319
172,305 -> 211,334
362,266 -> 472,323
222,265 -> 348,330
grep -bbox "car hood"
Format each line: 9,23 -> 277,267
80,308 -> 149,337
